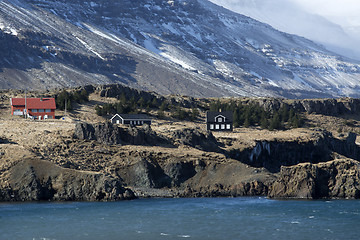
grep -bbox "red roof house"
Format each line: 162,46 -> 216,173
10,98 -> 56,120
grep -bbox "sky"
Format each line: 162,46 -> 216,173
292,0 -> 360,26
208,0 -> 360,60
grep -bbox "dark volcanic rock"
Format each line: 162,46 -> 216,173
118,158 -> 171,188
252,98 -> 360,117
228,130 -> 359,172
163,162 -> 197,187
178,161 -> 275,197
0,159 -> 135,201
170,128 -> 221,152
98,84 -> 163,103
268,159 -> 360,199
74,122 -> 169,146
74,121 -> 120,145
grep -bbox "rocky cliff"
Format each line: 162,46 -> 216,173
1,91 -> 360,202
228,131 -> 359,172
74,122 -> 169,146
0,159 -> 135,201
115,157 -> 274,198
34,122 -> 360,199
268,159 -> 360,199
250,98 -> 360,117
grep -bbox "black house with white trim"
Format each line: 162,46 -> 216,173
206,111 -> 233,131
111,114 -> 152,126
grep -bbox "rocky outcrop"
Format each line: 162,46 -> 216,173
74,122 -> 121,145
228,131 -> 359,172
297,99 -> 360,116
170,128 -> 221,152
115,156 -> 275,198
118,158 -> 171,188
252,98 -> 360,116
179,161 -> 275,197
182,180 -> 269,198
74,123 -> 219,150
117,159 -> 202,189
74,122 -> 169,146
98,84 -> 164,104
268,159 -> 360,199
0,159 -> 135,201
164,161 -> 197,187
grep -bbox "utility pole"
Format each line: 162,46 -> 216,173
24,89 -> 27,119
64,98 -> 67,116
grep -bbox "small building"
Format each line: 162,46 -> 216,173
111,113 -> 151,126
206,111 -> 233,131
10,98 -> 56,120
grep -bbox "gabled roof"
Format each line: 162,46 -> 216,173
10,98 -> 56,109
206,111 -> 233,122
111,113 -> 151,121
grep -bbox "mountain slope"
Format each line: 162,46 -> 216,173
209,0 -> 360,61
0,0 -> 360,98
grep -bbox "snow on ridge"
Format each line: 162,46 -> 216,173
187,27 -> 202,42
89,2 -> 98,8
143,36 -> 162,55
75,36 -> 104,60
160,52 -> 196,70
250,71 -> 262,79
162,23 -> 180,35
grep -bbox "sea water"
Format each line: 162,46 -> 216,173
0,197 -> 359,240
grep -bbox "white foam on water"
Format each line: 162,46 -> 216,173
178,235 -> 191,238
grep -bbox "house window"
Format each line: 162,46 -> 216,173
141,121 -> 144,124
32,109 -> 38,112
215,124 -> 220,129
39,109 -> 44,112
221,124 -> 225,129
116,120 -> 120,124
210,124 -> 214,130
226,124 -> 231,129
217,117 -> 223,122
45,109 -> 51,113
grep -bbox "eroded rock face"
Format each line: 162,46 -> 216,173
229,131 -> 359,173
268,159 -> 360,199
99,84 -> 163,104
122,159 -> 171,188
0,159 -> 135,201
74,122 -> 121,145
164,162 -> 197,187
170,128 -> 220,152
252,98 -> 360,116
74,122 -> 169,146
